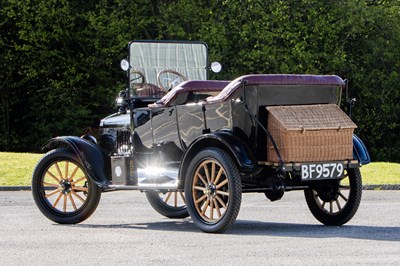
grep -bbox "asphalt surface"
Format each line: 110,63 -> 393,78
0,190 -> 399,265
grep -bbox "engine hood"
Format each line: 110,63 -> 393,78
100,112 -> 130,128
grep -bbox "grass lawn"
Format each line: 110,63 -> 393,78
0,152 -> 399,186
0,152 -> 43,186
360,162 -> 400,185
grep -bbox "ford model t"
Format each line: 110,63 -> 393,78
32,41 -> 370,233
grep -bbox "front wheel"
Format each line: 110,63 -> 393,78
304,168 -> 362,226
145,190 -> 189,218
32,149 -> 101,224
184,148 -> 242,233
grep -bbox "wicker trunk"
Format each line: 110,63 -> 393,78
266,104 -> 356,163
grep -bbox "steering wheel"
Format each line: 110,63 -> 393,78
157,69 -> 187,92
130,70 -> 146,84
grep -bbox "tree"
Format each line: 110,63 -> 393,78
0,0 -> 399,162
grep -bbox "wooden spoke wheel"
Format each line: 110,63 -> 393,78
304,168 -> 362,226
192,159 -> 230,222
145,190 -> 189,219
32,149 -> 101,224
185,148 -> 241,233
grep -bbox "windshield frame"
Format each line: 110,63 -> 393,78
126,40 -> 209,100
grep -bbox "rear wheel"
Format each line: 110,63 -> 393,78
32,149 -> 101,224
185,148 -> 242,233
145,190 -> 189,218
304,168 -> 362,226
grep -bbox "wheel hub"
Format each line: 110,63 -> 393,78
59,180 -> 72,195
203,183 -> 216,199
316,183 -> 340,202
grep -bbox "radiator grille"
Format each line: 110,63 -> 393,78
116,129 -> 132,155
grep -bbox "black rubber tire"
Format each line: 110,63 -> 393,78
145,190 -> 189,219
184,147 -> 242,233
304,168 -> 362,226
32,149 -> 101,224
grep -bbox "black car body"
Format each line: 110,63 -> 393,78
32,41 -> 371,233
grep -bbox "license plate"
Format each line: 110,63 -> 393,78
301,162 -> 345,181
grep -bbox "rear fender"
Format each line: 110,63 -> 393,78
353,134 -> 371,165
179,131 -> 256,186
43,136 -> 111,187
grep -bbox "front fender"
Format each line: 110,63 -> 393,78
43,136 -> 111,187
353,134 -> 371,165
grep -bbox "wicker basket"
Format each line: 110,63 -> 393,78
266,104 -> 357,163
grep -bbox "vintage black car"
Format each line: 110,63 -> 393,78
32,41 -> 371,233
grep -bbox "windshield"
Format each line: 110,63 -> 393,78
128,41 -> 208,98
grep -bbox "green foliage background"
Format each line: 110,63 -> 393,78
1,0 -> 399,162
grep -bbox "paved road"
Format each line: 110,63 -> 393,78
0,190 -> 399,265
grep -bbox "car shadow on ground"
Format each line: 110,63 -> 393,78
70,219 -> 197,233
70,219 -> 400,242
230,220 -> 400,242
